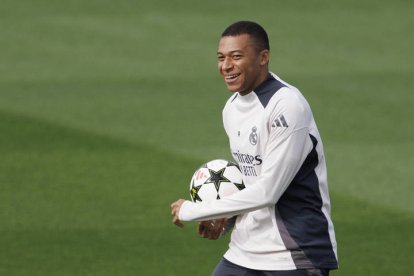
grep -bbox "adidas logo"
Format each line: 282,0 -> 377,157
272,115 -> 288,128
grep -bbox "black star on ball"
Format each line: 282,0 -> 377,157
205,168 -> 230,192
190,182 -> 202,202
234,182 -> 246,191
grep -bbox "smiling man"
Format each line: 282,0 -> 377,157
218,31 -> 269,95
171,21 -> 338,276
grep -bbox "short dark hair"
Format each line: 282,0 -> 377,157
221,21 -> 270,51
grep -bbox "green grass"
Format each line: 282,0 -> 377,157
0,0 -> 413,275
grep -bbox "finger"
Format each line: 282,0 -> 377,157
198,222 -> 206,236
200,221 -> 212,238
175,221 -> 184,228
207,220 -> 216,240
208,219 -> 227,240
206,221 -> 220,240
218,218 -> 228,233
170,200 -> 180,210
200,223 -> 209,238
171,203 -> 176,214
215,219 -> 225,231
172,215 -> 184,228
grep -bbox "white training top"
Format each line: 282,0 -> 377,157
179,73 -> 338,270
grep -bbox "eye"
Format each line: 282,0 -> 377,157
217,55 -> 224,62
232,55 -> 242,60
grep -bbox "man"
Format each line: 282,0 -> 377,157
171,21 -> 338,276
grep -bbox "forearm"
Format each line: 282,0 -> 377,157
179,128 -> 312,221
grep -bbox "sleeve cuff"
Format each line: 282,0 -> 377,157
178,200 -> 194,221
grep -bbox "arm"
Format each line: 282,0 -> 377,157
178,127 -> 313,221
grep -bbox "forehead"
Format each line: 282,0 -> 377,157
218,34 -> 256,54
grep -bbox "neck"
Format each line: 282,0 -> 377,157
239,70 -> 270,96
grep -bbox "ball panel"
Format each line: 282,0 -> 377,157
222,165 -> 243,184
191,167 -> 210,187
218,182 -> 240,198
197,183 -> 218,203
206,159 -> 228,171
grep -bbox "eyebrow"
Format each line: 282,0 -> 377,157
217,50 -> 244,55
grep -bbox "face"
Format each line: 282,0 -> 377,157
217,34 -> 269,95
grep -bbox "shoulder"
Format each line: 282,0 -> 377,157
266,77 -> 313,131
223,92 -> 240,113
266,73 -> 310,112
222,93 -> 239,129
270,88 -> 309,113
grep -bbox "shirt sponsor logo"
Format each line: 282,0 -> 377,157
232,150 -> 262,176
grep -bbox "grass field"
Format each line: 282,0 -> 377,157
1,0 -> 413,275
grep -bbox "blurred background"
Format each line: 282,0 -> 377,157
0,0 -> 413,275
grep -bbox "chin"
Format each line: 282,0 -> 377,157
225,84 -> 240,93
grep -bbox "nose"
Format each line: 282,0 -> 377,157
221,57 -> 233,71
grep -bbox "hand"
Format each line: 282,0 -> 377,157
198,218 -> 228,240
171,199 -> 185,228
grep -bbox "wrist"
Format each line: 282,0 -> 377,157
178,200 -> 192,221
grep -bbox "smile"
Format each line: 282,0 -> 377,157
225,73 -> 241,80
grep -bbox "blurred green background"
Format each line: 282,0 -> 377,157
0,0 -> 413,275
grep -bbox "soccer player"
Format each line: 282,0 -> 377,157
171,21 -> 338,276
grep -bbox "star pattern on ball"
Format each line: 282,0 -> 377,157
205,168 -> 230,192
190,181 -> 202,202
226,161 -> 240,169
234,182 -> 246,190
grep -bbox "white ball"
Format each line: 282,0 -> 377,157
189,159 -> 245,202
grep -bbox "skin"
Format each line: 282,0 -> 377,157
217,34 -> 269,95
170,199 -> 227,239
171,34 -> 270,239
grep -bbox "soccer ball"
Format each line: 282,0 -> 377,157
189,159 -> 245,202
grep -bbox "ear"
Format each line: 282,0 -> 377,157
260,49 -> 270,66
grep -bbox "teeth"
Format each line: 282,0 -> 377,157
226,74 -> 240,79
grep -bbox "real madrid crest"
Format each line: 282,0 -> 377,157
249,126 -> 258,145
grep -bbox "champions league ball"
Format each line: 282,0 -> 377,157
189,159 -> 245,202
